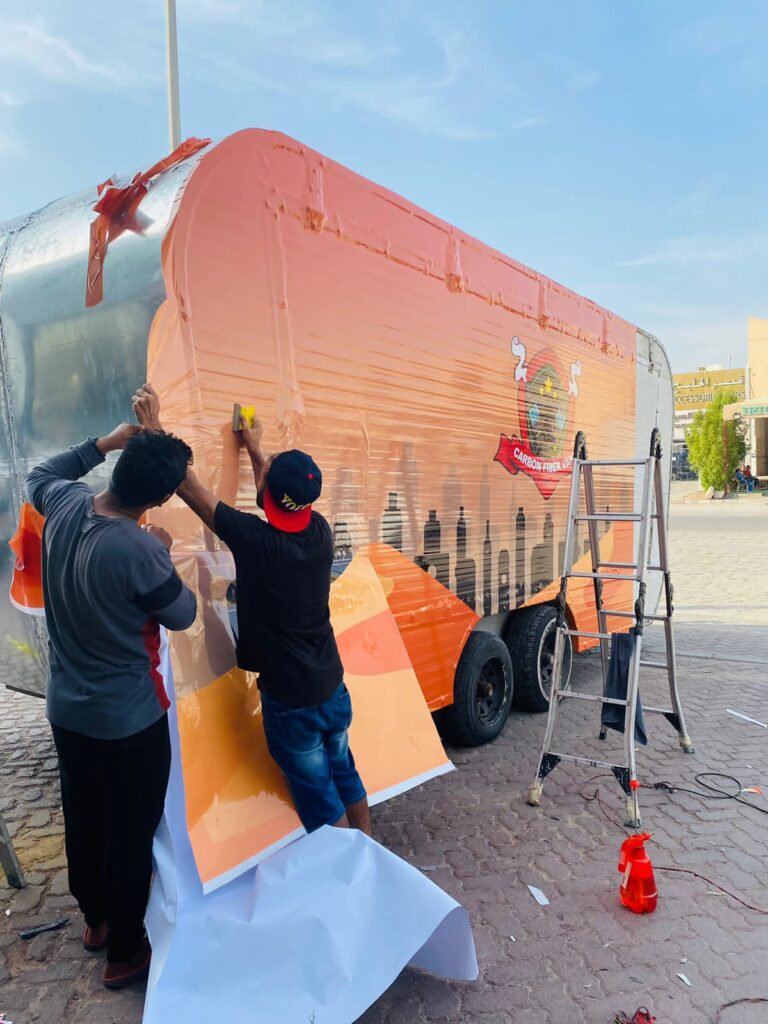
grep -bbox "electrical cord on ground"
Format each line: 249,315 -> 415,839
578,772 -> 768,915
714,997 -> 768,1023
645,772 -> 768,817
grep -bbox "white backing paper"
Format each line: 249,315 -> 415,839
143,640 -> 478,1023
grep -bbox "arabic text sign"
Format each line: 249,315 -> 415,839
673,368 -> 746,410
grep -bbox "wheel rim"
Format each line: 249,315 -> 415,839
475,657 -> 509,727
538,620 -> 570,700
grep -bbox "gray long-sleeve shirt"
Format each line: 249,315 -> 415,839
26,439 -> 197,739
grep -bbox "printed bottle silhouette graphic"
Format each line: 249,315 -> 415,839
531,513 -> 554,595
332,520 -> 353,579
457,505 -> 467,560
456,506 -> 476,611
483,520 -> 493,616
498,548 -> 510,613
334,468 -> 365,553
336,467 -> 360,514
479,465 -> 490,525
425,509 -> 441,554
420,510 -> 450,588
333,521 -> 353,561
515,506 -> 526,607
381,492 -> 404,551
399,442 -> 420,553
443,465 -> 462,525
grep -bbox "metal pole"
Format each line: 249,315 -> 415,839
165,0 -> 181,151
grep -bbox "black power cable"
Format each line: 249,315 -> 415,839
646,772 -> 768,816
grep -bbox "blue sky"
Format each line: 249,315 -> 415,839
1,0 -> 766,370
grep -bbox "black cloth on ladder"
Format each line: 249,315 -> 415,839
600,632 -> 648,745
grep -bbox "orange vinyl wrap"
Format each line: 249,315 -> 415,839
9,503 -> 46,615
146,129 -> 639,885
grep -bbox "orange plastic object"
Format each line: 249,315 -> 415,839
618,833 -> 658,914
85,136 -> 211,308
8,503 -> 45,616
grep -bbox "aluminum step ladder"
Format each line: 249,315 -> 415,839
526,429 -> 694,828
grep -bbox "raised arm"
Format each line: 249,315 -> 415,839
132,383 -> 266,533
176,470 -> 219,532
132,383 -> 220,532
26,424 -> 140,518
240,418 -> 266,489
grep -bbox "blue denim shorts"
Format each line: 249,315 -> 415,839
261,682 -> 367,832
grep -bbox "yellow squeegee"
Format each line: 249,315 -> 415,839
232,403 -> 256,431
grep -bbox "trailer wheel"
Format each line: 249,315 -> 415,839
504,605 -> 572,713
435,632 -> 513,747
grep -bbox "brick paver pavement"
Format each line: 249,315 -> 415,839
1,493 -> 767,1023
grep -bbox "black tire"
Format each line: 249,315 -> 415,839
435,632 -> 514,747
504,605 -> 572,713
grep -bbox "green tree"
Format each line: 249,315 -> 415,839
685,390 -> 748,490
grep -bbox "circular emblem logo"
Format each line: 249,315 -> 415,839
519,350 -> 572,460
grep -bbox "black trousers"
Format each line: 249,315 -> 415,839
51,715 -> 171,963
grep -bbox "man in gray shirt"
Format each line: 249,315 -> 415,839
26,421 -> 196,989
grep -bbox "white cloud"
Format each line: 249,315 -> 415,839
620,233 -> 767,268
181,0 -> 372,68
0,18 -> 160,88
187,4 -> 543,141
0,91 -> 23,107
0,19 -> 122,83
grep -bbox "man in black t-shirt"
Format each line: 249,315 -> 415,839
132,384 -> 370,835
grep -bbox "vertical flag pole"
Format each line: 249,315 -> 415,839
165,0 -> 181,150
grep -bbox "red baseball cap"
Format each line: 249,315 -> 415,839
263,450 -> 322,533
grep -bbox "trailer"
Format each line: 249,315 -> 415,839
0,129 -> 672,751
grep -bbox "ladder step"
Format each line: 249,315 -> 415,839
581,458 -> 648,467
598,562 -> 666,574
604,611 -> 669,623
643,705 -> 675,716
574,513 -> 642,522
599,610 -> 669,623
569,571 -> 638,582
548,752 -> 630,772
556,691 -> 627,707
639,660 -> 668,669
563,628 -> 613,641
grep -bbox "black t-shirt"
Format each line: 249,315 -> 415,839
214,503 -> 343,708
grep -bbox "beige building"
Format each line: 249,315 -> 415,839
673,366 -> 745,443
724,318 -> 768,477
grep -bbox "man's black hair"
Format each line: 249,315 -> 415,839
110,430 -> 193,509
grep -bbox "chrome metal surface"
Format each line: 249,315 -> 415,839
0,154 -> 204,694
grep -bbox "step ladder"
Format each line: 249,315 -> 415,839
526,429 -> 694,828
